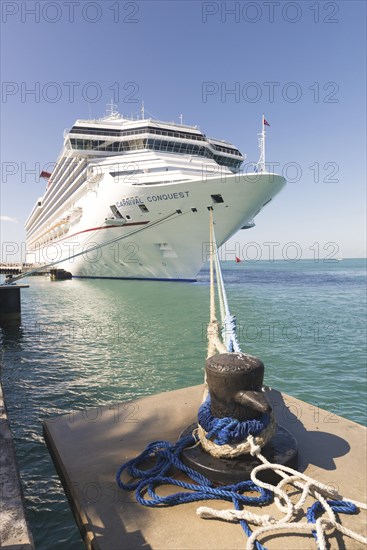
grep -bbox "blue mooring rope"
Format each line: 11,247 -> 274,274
116,433 -> 271,550
306,499 -> 359,544
116,407 -> 359,549
198,396 -> 270,445
116,437 -> 360,550
223,313 -> 241,353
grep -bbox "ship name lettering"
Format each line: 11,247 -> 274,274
116,196 -> 143,207
116,191 -> 190,208
147,191 -> 190,202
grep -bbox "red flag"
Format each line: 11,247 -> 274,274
235,256 -> 241,263
40,170 -> 52,179
264,118 -> 270,127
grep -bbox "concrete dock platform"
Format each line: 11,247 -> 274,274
0,382 -> 34,549
43,385 -> 366,550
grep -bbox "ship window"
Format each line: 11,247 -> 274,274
126,215 -> 131,220
139,204 -> 149,213
191,208 -> 197,212
211,194 -> 224,204
110,205 -> 123,219
70,125 -> 207,142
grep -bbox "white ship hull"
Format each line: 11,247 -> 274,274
27,171 -> 285,280
25,113 -> 286,280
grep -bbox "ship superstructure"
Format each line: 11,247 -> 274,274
25,108 -> 285,280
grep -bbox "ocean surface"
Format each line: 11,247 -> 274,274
1,259 -> 366,549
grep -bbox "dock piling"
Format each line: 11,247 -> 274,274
0,284 -> 29,321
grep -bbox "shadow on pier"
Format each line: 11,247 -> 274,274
267,388 -> 351,472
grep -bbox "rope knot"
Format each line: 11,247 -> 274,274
248,435 -> 261,457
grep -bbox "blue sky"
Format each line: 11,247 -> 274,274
1,0 -> 366,262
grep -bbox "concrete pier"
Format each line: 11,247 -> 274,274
0,382 -> 34,549
43,385 -> 366,550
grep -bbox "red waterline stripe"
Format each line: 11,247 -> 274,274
38,221 -> 150,247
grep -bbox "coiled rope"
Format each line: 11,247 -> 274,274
198,434 -> 367,550
197,395 -> 276,459
116,434 -> 273,549
116,211 -> 367,549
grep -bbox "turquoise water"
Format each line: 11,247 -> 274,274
1,259 -> 366,549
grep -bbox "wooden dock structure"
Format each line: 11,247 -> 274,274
0,263 -> 49,276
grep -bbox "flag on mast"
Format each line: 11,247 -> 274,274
264,118 -> 270,127
40,171 -> 52,179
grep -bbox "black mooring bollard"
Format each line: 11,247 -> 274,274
0,284 -> 29,321
206,353 -> 271,421
181,352 -> 298,485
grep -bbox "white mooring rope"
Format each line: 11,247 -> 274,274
201,211 -> 367,549
197,433 -> 367,550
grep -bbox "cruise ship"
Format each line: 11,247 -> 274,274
25,106 -> 286,280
